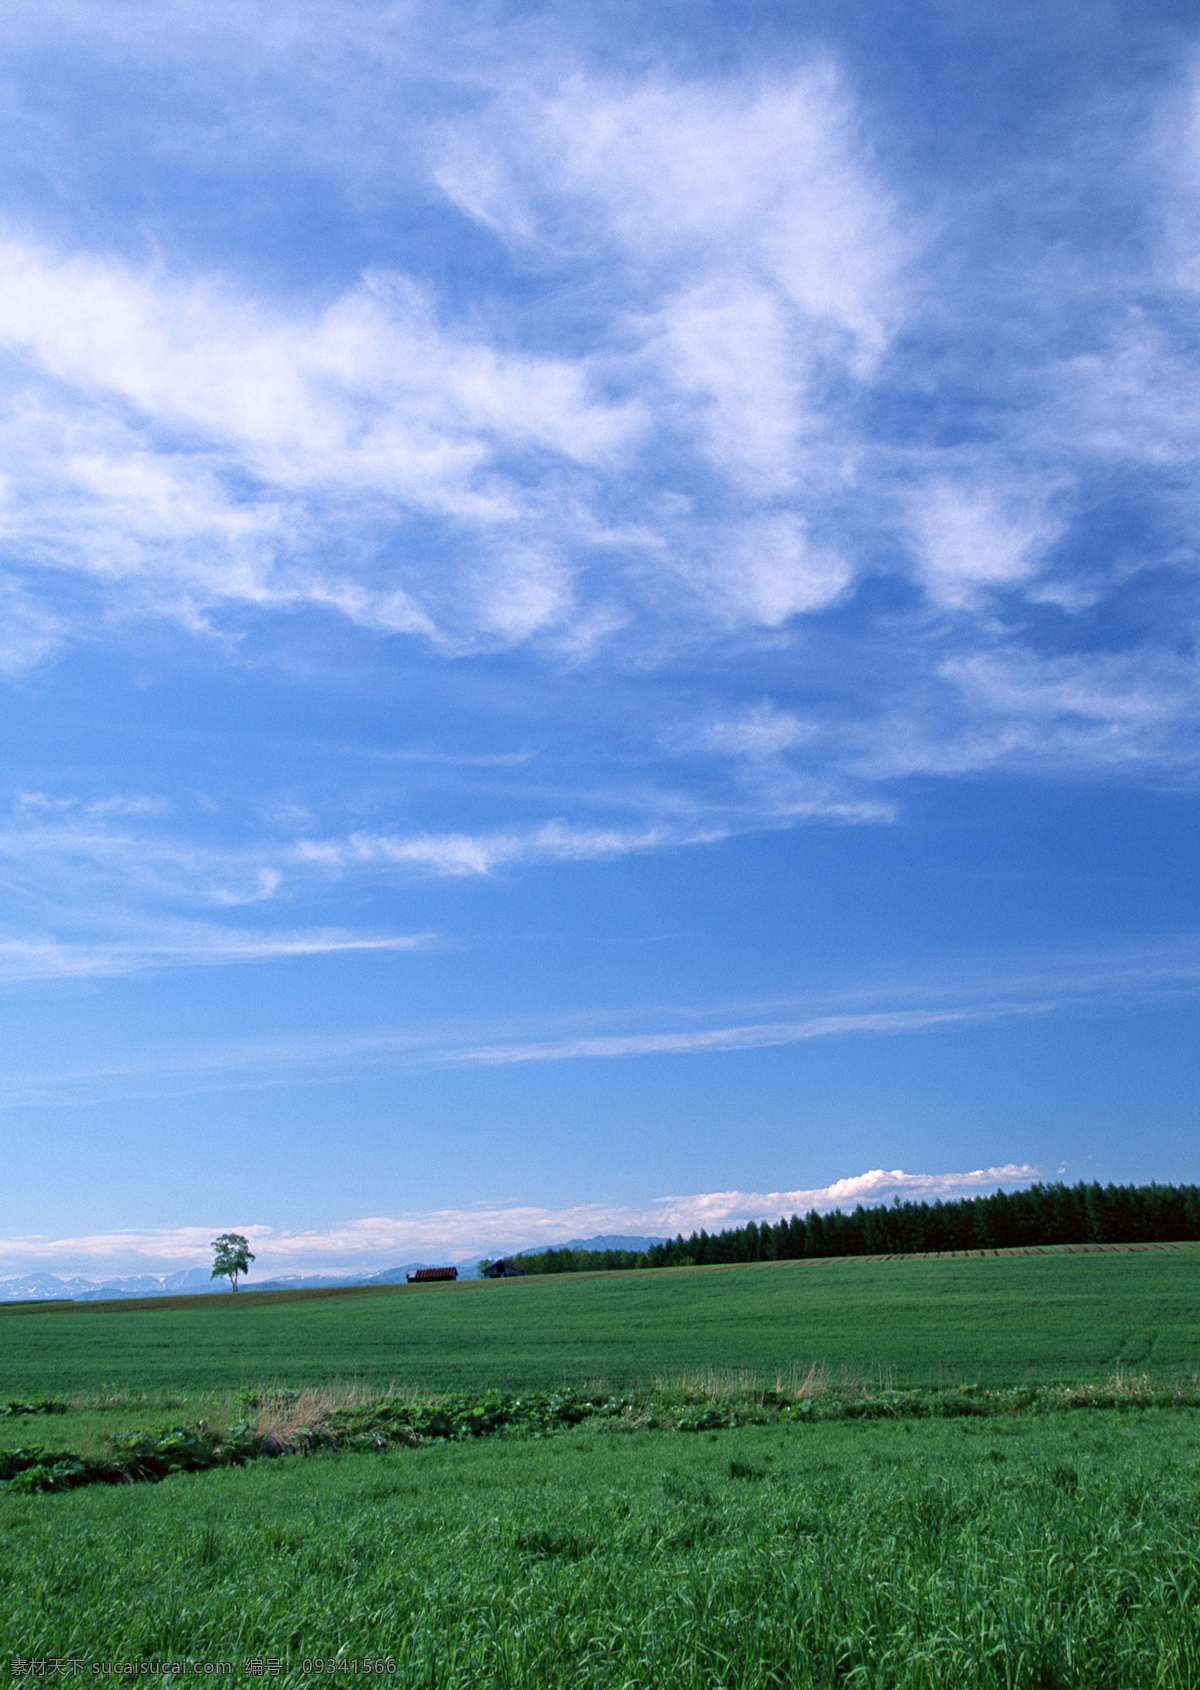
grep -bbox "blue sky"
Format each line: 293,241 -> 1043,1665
1,0 -> 1198,1278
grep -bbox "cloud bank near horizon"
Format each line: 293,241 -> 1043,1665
0,1165 -> 1039,1280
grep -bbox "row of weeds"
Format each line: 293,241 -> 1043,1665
4,1368 -> 1198,1493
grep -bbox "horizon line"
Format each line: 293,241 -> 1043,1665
0,1163 -> 1045,1281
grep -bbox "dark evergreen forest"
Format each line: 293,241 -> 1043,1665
516,1182 -> 1200,1276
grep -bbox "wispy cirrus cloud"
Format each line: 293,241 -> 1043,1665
0,926 -> 430,984
454,1008 -> 984,1067
4,931 -> 1198,1104
291,819 -> 720,878
0,781 -> 888,972
0,796 -> 726,936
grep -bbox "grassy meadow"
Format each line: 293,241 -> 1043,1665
3,1407 -> 1200,1686
2,1245 -> 1199,1397
3,1246 -> 1200,1686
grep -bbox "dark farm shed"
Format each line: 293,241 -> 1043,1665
481,1259 -> 526,1278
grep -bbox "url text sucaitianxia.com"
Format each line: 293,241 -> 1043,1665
11,1663 -> 236,1678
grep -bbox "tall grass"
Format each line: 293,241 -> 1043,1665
2,1409 -> 1199,1685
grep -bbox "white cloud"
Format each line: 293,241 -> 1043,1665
909,481 -> 1064,609
454,1007 -> 985,1066
435,65 -> 906,627
696,704 -> 814,759
1157,58 -> 1200,289
0,44 -> 919,669
0,1164 -> 1039,1277
830,639 -> 1200,787
651,280 -> 806,494
0,926 -> 429,983
0,572 -> 60,674
0,239 -> 644,654
937,649 -> 1200,770
1050,321 -> 1200,479
437,68 -> 909,355
0,246 -> 630,475
717,514 -> 850,625
294,819 -> 724,878
0,6 -> 1193,886
0,214 -> 868,659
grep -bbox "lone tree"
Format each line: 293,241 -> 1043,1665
211,1232 -> 255,1292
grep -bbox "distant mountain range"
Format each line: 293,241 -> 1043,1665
0,1265 -> 462,1302
0,1235 -> 668,1302
540,1235 -> 668,1253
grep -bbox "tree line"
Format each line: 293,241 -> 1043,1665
516,1181 -> 1200,1275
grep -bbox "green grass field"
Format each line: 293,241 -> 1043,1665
2,1410 -> 1199,1686
4,1248 -> 1200,1686
3,1247 -> 1199,1397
